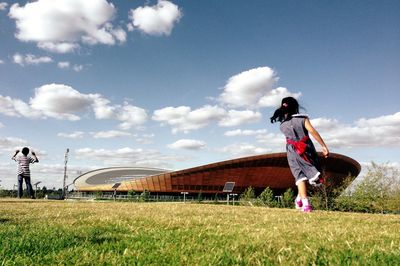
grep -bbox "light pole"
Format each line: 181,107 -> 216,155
33,181 -> 41,199
181,192 -> 189,203
62,148 -> 69,199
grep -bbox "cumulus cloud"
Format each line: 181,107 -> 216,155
258,87 -> 302,108
218,143 -> 270,157
129,0 -> 182,36
0,59 -> 4,64
114,104 -> 148,130
92,99 -> 148,130
73,65 -> 84,72
135,133 -> 155,145
310,112 -> 400,148
91,130 -> 131,139
0,2 -> 7,11
219,110 -> 261,127
13,53 -> 53,66
0,137 -> 28,152
153,105 -> 226,133
219,67 -> 278,108
224,129 -> 267,137
0,95 -> 43,119
57,62 -> 84,72
37,42 -> 79,54
0,84 -> 148,128
75,147 -> 184,169
168,139 -> 206,150
9,0 -> 125,53
57,131 -> 84,139
57,61 -> 70,69
30,84 -> 93,121
256,133 -> 286,149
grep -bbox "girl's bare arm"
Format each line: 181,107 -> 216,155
304,118 -> 329,157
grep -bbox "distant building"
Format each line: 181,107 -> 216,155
73,152 -> 361,195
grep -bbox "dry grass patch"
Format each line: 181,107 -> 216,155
0,199 -> 399,265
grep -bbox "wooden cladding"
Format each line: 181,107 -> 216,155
76,152 -> 361,194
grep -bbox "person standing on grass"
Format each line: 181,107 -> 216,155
270,97 -> 329,212
12,147 -> 39,199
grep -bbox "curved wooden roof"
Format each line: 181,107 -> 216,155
75,152 -> 361,194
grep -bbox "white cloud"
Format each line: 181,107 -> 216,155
91,130 -> 131,139
0,122 -> 3,128
38,42 -> 79,53
309,117 -> 340,132
57,62 -> 84,71
135,133 -> 154,144
219,67 -> 278,108
152,105 -> 226,133
256,133 -> 286,148
310,112 -> 400,148
355,112 -> 400,128
258,87 -> 302,108
117,104 -> 148,130
92,98 -> 148,130
25,84 -> 148,127
219,110 -> 261,127
75,147 -> 183,169
57,61 -> 70,69
168,139 -> 206,150
57,131 -> 84,139
0,59 -> 4,64
0,94 -> 43,119
30,84 -> 93,121
224,129 -> 267,137
0,137 -> 28,152
9,0 -> 125,52
13,53 -> 53,66
129,0 -> 182,36
73,64 -> 84,72
218,143 -> 270,157
0,2 -> 7,11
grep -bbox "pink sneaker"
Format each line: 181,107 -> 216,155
295,199 -> 303,210
303,205 -> 312,212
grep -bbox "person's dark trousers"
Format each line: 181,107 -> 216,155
17,175 -> 34,198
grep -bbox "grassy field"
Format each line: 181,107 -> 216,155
0,199 -> 399,265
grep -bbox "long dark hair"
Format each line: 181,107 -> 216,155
270,97 -> 300,123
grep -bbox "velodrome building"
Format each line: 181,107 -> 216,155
74,152 -> 361,195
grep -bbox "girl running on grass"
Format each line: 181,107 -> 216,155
270,97 -> 329,212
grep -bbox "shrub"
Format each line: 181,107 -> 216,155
257,187 -> 275,207
240,186 -> 256,206
335,162 -> 400,213
281,188 -> 294,208
127,190 -> 137,201
140,190 -> 150,202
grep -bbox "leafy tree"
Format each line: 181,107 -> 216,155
127,190 -> 137,200
281,188 -> 294,208
312,174 -> 354,210
197,191 -> 203,202
240,186 -> 256,206
140,190 -> 150,202
335,162 -> 400,213
258,187 -> 275,207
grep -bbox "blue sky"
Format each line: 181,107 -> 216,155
0,0 -> 399,189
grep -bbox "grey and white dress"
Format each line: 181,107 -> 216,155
280,114 -> 321,185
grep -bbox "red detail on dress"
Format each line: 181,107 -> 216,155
287,136 -> 310,163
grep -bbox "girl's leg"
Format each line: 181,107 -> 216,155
297,180 -> 307,198
297,180 -> 312,212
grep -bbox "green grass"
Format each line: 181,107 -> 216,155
0,199 -> 399,265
